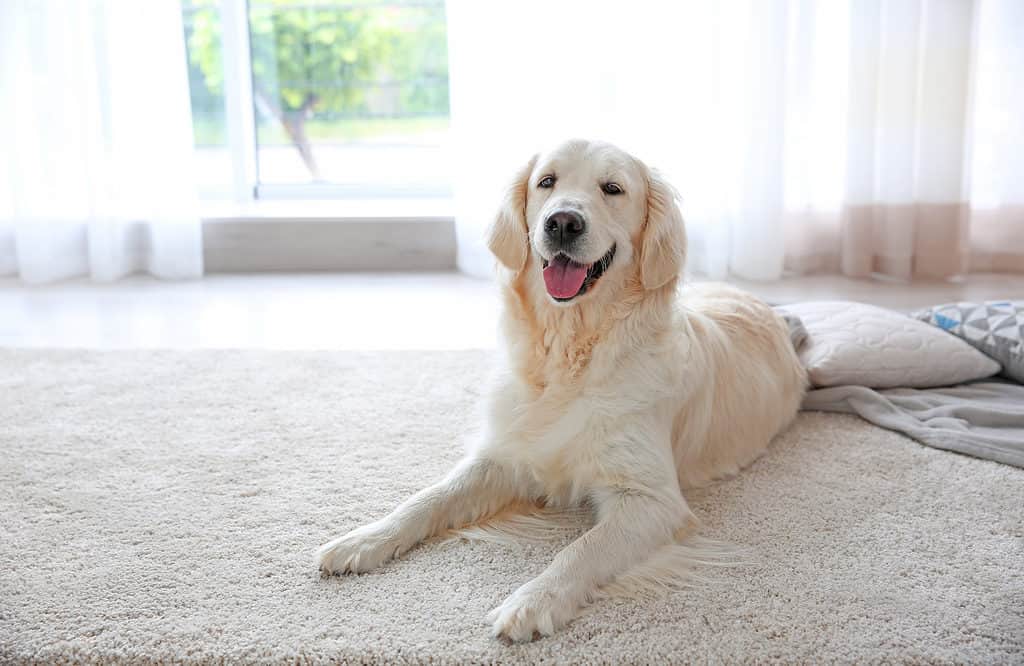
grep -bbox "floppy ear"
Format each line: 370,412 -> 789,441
486,155 -> 538,273
640,166 -> 687,290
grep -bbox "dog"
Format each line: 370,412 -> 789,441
317,139 -> 807,642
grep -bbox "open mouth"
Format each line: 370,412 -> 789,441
541,244 -> 616,302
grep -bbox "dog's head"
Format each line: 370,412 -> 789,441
488,139 -> 686,305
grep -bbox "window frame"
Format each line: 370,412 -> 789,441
211,0 -> 452,205
219,0 -> 259,203
195,0 -> 455,272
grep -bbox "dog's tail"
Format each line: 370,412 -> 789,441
451,504 -> 749,600
596,537 -> 749,599
450,501 -> 588,544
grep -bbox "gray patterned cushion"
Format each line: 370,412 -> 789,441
913,300 -> 1024,384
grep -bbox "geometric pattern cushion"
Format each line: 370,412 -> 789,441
912,300 -> 1024,384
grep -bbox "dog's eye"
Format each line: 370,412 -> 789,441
538,175 -> 556,189
601,182 -> 624,195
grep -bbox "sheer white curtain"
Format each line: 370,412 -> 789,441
0,0 -> 202,284
448,0 -> 1024,281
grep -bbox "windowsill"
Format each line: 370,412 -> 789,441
200,198 -> 457,272
200,197 -> 454,223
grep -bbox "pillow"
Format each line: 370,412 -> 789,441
776,301 -> 1001,389
912,300 -> 1024,384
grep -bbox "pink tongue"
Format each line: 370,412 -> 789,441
543,255 -> 589,299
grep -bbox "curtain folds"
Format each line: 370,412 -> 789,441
0,0 -> 202,284
447,0 -> 1024,281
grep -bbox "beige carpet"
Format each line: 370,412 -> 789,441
1,350 -> 1022,664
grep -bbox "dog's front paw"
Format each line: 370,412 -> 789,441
316,521 -> 402,575
487,580 -> 581,642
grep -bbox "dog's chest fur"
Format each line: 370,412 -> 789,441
502,274 -> 651,389
484,280 -> 678,500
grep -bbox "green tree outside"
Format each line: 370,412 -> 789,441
183,0 -> 449,180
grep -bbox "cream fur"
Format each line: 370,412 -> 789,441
316,139 -> 807,642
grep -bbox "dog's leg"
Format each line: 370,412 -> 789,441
317,456 -> 520,575
487,482 -> 692,642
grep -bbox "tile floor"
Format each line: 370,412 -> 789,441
2,272 -> 1021,350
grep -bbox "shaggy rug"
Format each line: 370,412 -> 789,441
1,350 -> 1021,664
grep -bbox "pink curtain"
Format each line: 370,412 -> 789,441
783,0 -> 1024,281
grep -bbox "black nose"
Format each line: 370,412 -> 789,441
544,210 -> 586,247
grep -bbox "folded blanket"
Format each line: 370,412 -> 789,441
803,381 -> 1024,468
775,300 -> 1024,469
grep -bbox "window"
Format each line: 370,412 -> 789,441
181,0 -> 451,202
182,0 -> 233,199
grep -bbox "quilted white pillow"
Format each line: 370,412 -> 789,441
778,301 -> 1001,389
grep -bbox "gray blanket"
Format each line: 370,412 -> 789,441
803,381 -> 1024,468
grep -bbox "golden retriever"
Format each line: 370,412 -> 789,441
317,139 -> 806,641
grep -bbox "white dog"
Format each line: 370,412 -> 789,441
317,139 -> 806,642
